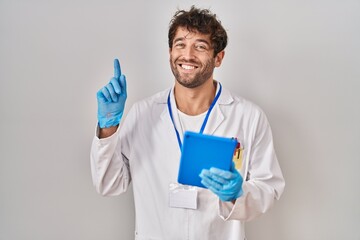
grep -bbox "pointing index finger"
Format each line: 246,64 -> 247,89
114,58 -> 122,78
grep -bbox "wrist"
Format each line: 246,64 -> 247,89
98,111 -> 123,128
99,125 -> 118,138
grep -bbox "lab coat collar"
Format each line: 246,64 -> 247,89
154,81 -> 234,105
158,82 -> 233,136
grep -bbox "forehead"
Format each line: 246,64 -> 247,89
173,27 -> 211,43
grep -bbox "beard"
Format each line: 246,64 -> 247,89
170,57 -> 215,89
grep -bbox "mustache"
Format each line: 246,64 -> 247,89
174,58 -> 200,65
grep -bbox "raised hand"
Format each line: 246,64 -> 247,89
96,59 -> 127,128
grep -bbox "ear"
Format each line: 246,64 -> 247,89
214,50 -> 225,67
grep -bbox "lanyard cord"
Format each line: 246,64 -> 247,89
167,83 -> 222,150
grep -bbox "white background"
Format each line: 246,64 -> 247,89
1,0 -> 359,239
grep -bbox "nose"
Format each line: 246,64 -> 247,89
182,45 -> 196,60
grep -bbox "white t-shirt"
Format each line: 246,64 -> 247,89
177,110 -> 207,133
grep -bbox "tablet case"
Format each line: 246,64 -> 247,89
177,131 -> 238,188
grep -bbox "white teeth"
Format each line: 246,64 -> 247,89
181,64 -> 195,70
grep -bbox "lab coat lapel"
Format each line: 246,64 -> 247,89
202,103 -> 224,135
203,84 -> 233,135
159,87 -> 184,151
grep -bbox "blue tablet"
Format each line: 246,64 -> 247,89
177,131 -> 238,188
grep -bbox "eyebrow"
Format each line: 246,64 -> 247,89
173,37 -> 211,46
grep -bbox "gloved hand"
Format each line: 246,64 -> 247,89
97,59 -> 127,128
199,162 -> 243,202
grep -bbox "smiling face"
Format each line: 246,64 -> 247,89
169,27 -> 224,88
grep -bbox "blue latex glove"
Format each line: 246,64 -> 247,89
199,162 -> 243,202
97,59 -> 127,128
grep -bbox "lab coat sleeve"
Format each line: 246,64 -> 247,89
218,109 -> 285,221
90,106 -> 136,196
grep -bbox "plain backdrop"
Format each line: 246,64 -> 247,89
1,0 -> 359,239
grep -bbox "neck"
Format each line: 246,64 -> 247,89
174,80 -> 217,116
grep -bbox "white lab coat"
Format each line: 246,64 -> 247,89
91,83 -> 285,240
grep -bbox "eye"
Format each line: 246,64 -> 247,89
174,42 -> 185,48
195,44 -> 208,51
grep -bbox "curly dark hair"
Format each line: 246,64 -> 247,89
168,6 -> 228,56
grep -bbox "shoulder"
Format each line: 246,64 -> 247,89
220,86 -> 264,116
129,88 -> 170,114
220,86 -> 272,131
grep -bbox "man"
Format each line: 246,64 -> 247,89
91,6 -> 285,240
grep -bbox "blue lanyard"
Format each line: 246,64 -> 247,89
167,83 -> 222,150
